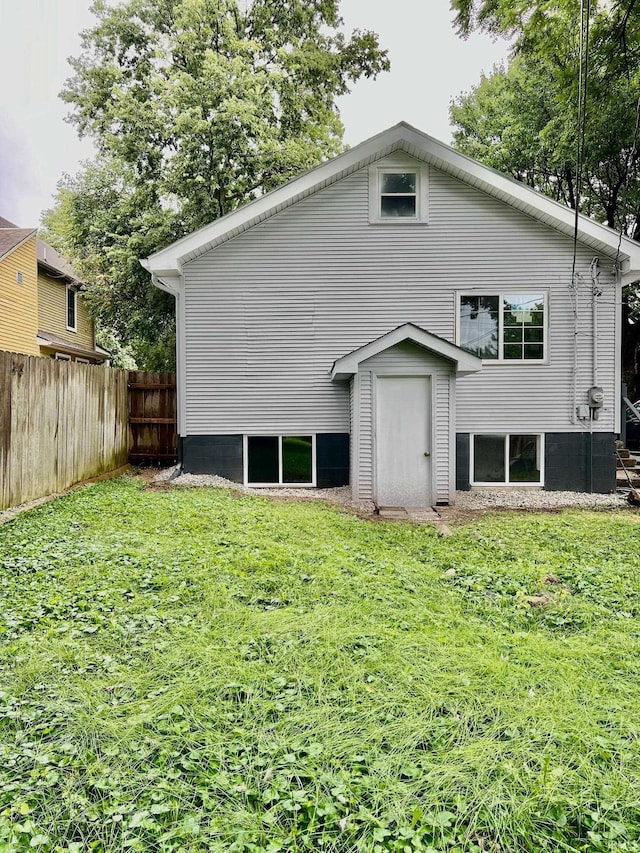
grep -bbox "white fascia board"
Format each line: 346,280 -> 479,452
331,322 -> 482,380
396,125 -> 640,272
621,271 -> 640,287
143,125 -> 415,274
143,120 -> 640,276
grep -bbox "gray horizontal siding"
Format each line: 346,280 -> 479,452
357,342 -> 452,504
184,152 -> 617,436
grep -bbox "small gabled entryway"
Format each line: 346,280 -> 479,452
331,323 -> 482,508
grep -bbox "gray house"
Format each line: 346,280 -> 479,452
141,122 -> 640,505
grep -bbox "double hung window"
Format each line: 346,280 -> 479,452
380,172 -> 417,218
369,165 -> 428,223
458,293 -> 546,361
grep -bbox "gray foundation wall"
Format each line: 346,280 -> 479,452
544,432 -> 616,493
455,431 -> 616,494
181,433 -> 349,488
182,435 -> 244,481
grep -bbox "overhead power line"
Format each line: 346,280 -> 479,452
572,0 -> 591,282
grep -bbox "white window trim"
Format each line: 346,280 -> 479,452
76,358 -> 90,364
243,434 -> 317,487
368,165 -> 429,224
455,290 -> 549,365
54,352 -> 71,361
15,270 -> 24,285
470,433 -> 545,487
66,286 -> 77,332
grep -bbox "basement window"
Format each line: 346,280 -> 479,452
245,435 -> 315,486
471,433 -> 544,485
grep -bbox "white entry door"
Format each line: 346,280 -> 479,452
375,375 -> 432,507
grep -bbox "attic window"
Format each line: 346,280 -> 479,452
381,172 -> 416,217
15,271 -> 23,284
369,165 -> 428,224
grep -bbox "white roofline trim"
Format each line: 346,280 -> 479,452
142,121 -> 640,277
331,323 -> 483,380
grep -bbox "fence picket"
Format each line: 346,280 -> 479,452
0,351 -> 131,511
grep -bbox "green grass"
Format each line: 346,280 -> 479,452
1,477 -> 640,852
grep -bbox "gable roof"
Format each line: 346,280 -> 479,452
141,122 -> 640,282
0,225 -> 36,261
0,215 -> 80,282
331,323 -> 483,380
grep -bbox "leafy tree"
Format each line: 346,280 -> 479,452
450,0 -> 640,395
451,0 -> 639,46
451,53 -> 640,233
46,0 -> 389,369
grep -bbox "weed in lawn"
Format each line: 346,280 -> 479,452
1,478 -> 640,851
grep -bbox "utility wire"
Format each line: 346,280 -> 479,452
572,0 -> 591,282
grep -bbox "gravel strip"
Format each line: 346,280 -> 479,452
454,488 -> 628,510
167,471 -> 376,513
160,471 -> 629,513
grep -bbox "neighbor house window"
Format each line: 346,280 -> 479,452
54,352 -> 71,361
369,165 -> 428,223
245,435 -> 315,486
458,293 -> 546,361
67,286 -> 77,331
471,434 -> 543,485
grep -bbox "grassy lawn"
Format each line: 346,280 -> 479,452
2,478 -> 640,852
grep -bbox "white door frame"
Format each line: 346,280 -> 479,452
372,371 -> 436,507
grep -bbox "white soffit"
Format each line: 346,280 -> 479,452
331,323 -> 483,380
141,122 -> 640,277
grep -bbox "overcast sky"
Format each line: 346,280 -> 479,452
0,0 -> 510,228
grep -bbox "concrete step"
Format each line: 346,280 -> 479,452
617,458 -> 637,469
377,506 -> 409,519
616,468 -> 640,482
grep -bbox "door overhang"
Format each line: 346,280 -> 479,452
331,322 -> 483,380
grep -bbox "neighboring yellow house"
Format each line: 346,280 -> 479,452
0,216 -> 109,363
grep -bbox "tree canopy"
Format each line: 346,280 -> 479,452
450,0 -> 640,392
451,0 -> 640,47
45,0 -> 389,368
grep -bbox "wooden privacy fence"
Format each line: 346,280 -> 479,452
0,351 -> 129,511
128,371 -> 177,466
